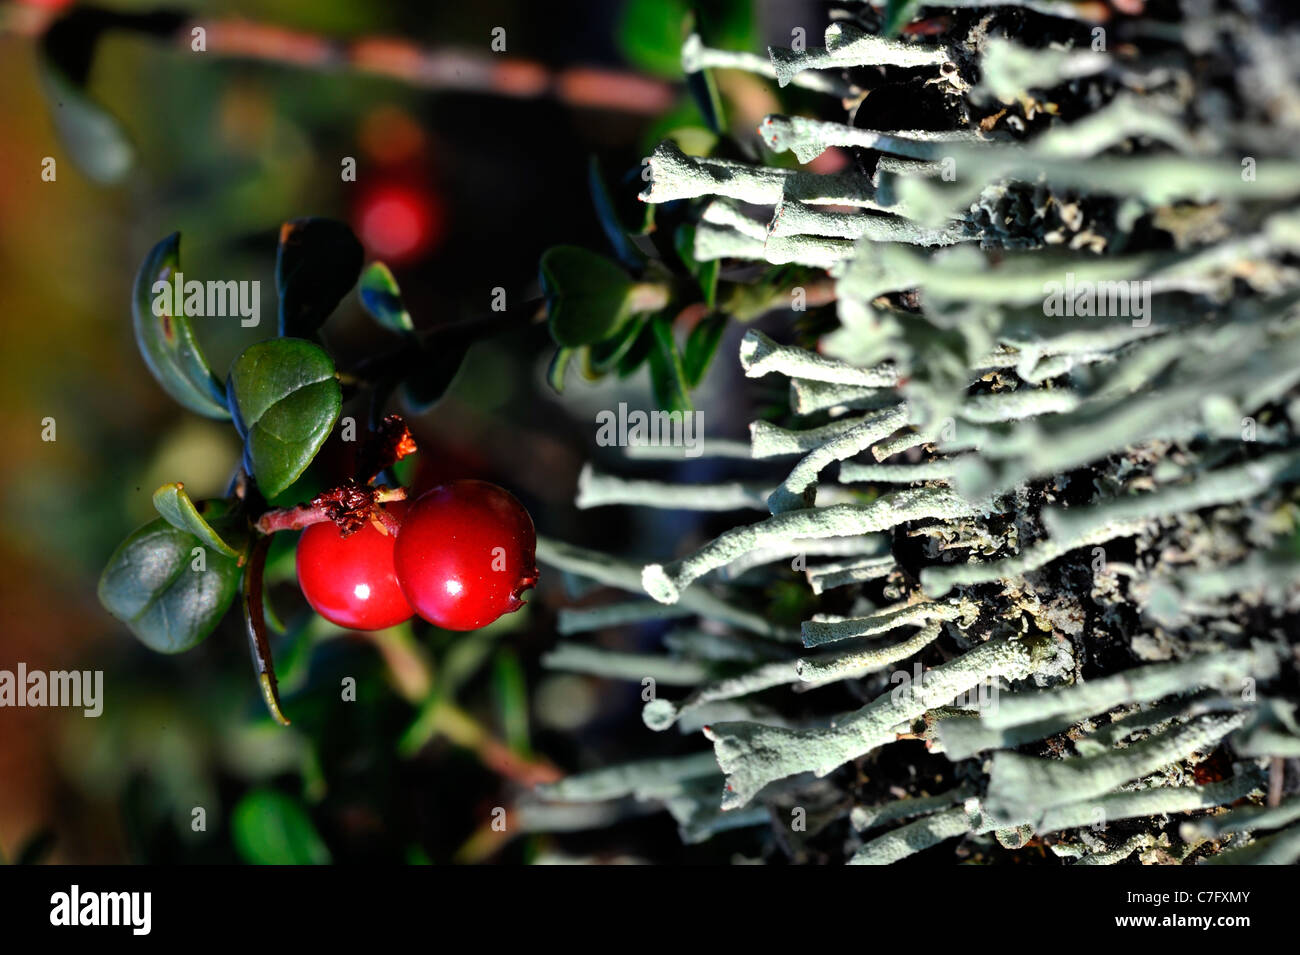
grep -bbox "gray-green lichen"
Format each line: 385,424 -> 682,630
706,634 -> 1056,808
534,0 -> 1300,864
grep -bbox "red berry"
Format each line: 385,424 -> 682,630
295,502 -> 414,631
393,480 -> 538,631
354,182 -> 444,264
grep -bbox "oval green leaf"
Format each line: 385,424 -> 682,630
98,517 -> 242,653
276,218 -> 364,337
358,261 -> 414,333
38,9 -> 186,182
231,789 -> 331,865
131,233 -> 230,419
541,246 -> 668,348
38,62 -> 133,185
38,11 -> 136,183
152,483 -> 245,560
227,339 -> 342,498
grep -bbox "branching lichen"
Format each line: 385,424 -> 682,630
535,0 -> 1300,865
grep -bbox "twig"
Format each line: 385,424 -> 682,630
241,535 -> 290,726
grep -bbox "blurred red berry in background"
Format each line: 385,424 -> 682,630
354,182 -> 445,264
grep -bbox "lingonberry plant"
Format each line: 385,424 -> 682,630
98,217 -> 536,726
541,159 -> 830,413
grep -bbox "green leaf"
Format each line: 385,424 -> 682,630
493,650 -> 531,757
276,218 -> 364,337
39,12 -> 133,183
647,315 -> 693,412
683,3 -> 753,135
674,224 -> 720,308
541,246 -> 643,347
151,483 -> 245,560
358,261 -> 414,333
402,334 -> 471,413
639,96 -> 720,158
583,315 -> 648,378
700,260 -> 720,309
697,0 -> 756,51
683,313 -> 727,388
130,233 -> 230,420
618,0 -> 690,77
589,157 -> 646,271
231,789 -> 331,865
619,0 -> 753,77
547,347 -> 574,394
541,247 -> 630,346
685,65 -> 727,137
616,321 -> 655,378
883,0 -> 924,36
227,339 -> 342,498
37,60 -> 132,185
37,10 -> 186,182
98,517 -> 242,653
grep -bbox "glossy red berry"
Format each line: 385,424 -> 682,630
393,480 -> 538,631
295,502 -> 414,631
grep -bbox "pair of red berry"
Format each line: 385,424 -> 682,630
295,480 -> 537,631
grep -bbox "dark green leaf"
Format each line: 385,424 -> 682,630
493,650 -> 531,756
588,157 -> 646,271
547,347 -> 574,394
391,452 -> 420,488
358,261 -> 414,333
685,66 -> 727,137
699,260 -> 721,309
402,334 -> 471,412
584,315 -> 649,377
541,246 -> 657,347
231,790 -> 331,865
152,483 -> 245,560
647,315 -> 693,412
98,517 -> 242,653
674,225 -> 720,308
683,313 -> 728,388
616,321 -> 655,378
131,233 -> 230,419
276,218 -> 364,337
617,0 -> 690,77
618,0 -> 752,77
227,339 -> 342,498
696,0 -> 757,51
